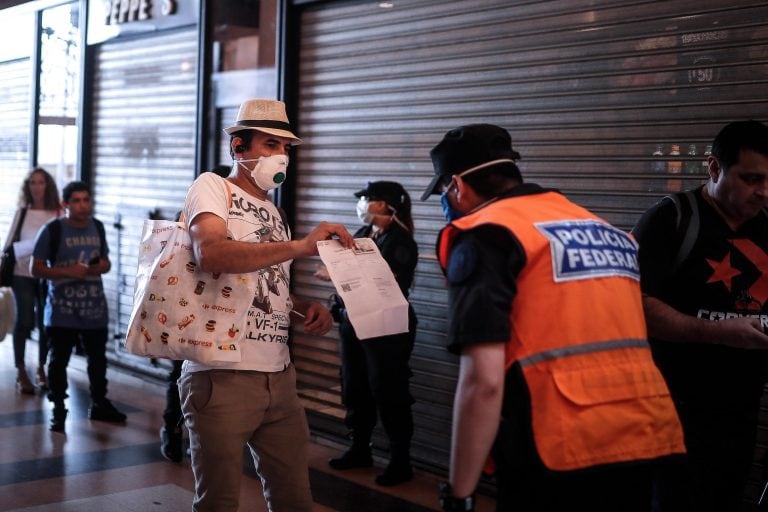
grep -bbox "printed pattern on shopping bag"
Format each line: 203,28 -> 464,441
125,220 -> 255,363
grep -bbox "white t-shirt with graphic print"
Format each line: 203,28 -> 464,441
181,172 -> 293,373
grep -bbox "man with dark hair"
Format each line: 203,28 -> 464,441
180,99 -> 354,511
632,119 -> 768,510
422,124 -> 685,511
31,180 -> 126,432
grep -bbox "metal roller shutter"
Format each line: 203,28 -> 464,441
90,28 -> 198,374
0,58 -> 32,240
289,0 -> 768,472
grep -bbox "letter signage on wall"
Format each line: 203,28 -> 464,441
87,0 -> 198,44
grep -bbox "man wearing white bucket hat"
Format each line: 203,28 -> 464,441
179,98 -> 354,512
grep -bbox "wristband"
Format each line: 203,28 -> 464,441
438,481 -> 475,512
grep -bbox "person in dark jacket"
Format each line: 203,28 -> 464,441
318,181 -> 419,486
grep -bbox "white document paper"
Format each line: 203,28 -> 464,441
317,238 -> 409,340
12,239 -> 35,259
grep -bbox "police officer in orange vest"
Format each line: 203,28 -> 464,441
421,124 -> 685,512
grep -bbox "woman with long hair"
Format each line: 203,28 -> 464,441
318,181 -> 419,487
3,168 -> 60,393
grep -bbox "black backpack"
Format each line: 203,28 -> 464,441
665,190 -> 768,271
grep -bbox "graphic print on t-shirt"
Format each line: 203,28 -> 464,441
227,191 -> 292,346
34,220 -> 108,328
703,238 -> 768,316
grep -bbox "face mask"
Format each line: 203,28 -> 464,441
237,155 -> 289,190
441,190 -> 463,222
356,197 -> 376,224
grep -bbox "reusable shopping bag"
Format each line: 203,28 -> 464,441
124,218 -> 256,364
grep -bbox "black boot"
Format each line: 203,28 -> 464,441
375,451 -> 413,486
88,399 -> 127,423
328,439 -> 373,470
50,404 -> 68,432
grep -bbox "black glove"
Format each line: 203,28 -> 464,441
328,293 -> 344,323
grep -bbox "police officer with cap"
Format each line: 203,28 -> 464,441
319,180 -> 419,486
422,124 -> 684,511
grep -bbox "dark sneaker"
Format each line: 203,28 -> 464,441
375,461 -> 413,486
88,400 -> 127,423
50,405 -> 68,432
160,426 -> 183,463
328,448 -> 373,470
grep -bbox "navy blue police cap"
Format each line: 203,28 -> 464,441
421,124 -> 520,201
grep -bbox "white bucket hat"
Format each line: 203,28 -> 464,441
224,98 -> 302,145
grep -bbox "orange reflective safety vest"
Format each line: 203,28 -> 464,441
437,191 -> 684,471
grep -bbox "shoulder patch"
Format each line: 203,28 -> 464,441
447,239 -> 479,285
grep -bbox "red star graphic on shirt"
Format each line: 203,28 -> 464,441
705,253 -> 741,292
731,239 -> 768,306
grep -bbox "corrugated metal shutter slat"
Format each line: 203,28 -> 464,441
91,29 -> 198,370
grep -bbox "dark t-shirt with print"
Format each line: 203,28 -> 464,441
632,186 -> 768,399
32,218 -> 108,329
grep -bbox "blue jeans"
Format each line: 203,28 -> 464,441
11,276 -> 48,368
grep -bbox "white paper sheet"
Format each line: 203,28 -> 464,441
12,239 -> 35,259
317,238 -> 409,340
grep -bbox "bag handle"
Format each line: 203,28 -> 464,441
178,176 -> 233,224
3,208 -> 27,251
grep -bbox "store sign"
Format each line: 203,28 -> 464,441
104,0 -> 175,25
88,0 -> 197,44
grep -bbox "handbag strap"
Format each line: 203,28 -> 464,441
178,176 -> 232,224
3,208 -> 27,251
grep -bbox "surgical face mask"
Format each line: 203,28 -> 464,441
356,197 -> 376,224
441,190 -> 463,222
236,154 -> 289,191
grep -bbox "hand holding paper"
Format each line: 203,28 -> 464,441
300,222 -> 355,256
316,238 -> 409,339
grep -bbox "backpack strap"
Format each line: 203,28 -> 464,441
664,191 -> 768,272
47,217 -> 107,265
94,218 -> 107,258
47,218 -> 62,266
663,190 -> 699,271
676,190 -> 699,270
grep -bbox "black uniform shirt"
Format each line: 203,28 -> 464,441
354,221 -> 418,298
444,184 -> 554,354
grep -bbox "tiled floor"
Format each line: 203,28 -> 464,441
0,334 -> 495,511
